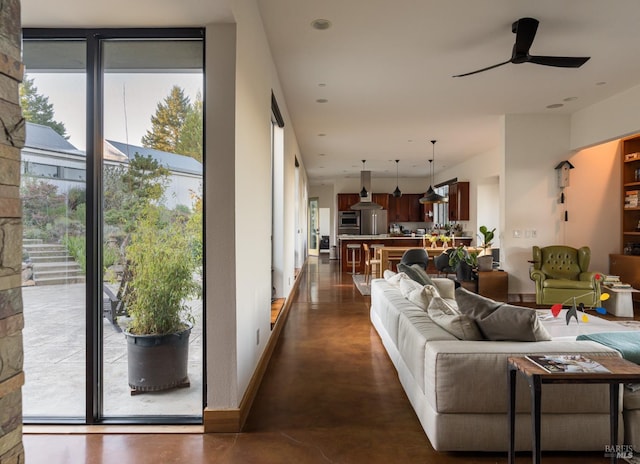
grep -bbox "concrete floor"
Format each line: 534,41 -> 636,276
21,283 -> 203,419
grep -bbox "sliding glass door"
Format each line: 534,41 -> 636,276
21,29 -> 204,423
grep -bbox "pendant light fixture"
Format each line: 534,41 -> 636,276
351,159 -> 383,210
359,160 -> 368,198
392,159 -> 402,198
419,140 -> 448,204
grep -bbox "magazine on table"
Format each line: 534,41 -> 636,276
525,355 -> 611,374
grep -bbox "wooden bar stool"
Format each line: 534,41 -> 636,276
369,244 -> 384,281
346,243 -> 361,275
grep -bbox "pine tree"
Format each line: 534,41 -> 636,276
175,91 -> 203,162
141,85 -> 191,153
20,75 -> 69,139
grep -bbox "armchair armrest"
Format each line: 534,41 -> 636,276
530,269 -> 546,283
579,271 -> 601,284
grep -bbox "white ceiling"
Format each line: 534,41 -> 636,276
22,0 -> 640,184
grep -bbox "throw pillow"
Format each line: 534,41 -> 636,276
397,263 -> 435,287
475,304 -> 552,342
455,287 -> 502,319
399,277 -> 424,298
383,269 -> 397,280
404,284 -> 440,311
427,296 -> 484,340
385,271 -> 409,287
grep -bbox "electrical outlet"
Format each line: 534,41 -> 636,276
531,229 -> 537,238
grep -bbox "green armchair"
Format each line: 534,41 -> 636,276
529,245 -> 601,306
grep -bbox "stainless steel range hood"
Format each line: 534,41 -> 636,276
350,170 -> 383,210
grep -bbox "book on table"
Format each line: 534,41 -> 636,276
525,355 -> 611,374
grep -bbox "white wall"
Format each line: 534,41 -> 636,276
205,0 -> 307,410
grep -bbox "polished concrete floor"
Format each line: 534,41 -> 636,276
24,256 -> 620,463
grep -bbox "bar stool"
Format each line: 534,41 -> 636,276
371,244 -> 385,280
346,243 -> 361,274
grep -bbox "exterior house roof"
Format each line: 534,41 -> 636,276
24,122 -> 84,156
106,140 -> 202,176
24,122 -> 202,176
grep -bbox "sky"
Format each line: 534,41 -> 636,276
29,72 -> 203,151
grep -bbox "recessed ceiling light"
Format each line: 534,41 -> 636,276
316,98 -> 328,103
319,153 -> 326,157
563,97 -> 578,102
311,19 -> 331,30
318,83 -> 326,87
596,81 -> 607,86
546,103 -> 564,109
318,133 -> 326,137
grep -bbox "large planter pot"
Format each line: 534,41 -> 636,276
124,323 -> 192,394
456,261 -> 474,282
477,255 -> 494,272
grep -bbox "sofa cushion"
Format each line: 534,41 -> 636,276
455,287 -> 502,318
427,296 -> 484,340
404,284 -> 440,311
399,277 -> 424,298
385,271 -> 409,287
397,263 -> 435,287
475,304 -> 552,341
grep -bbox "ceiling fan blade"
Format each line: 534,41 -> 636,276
528,55 -> 590,68
512,17 -> 539,56
452,59 -> 510,78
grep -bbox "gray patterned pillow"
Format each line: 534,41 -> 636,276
397,263 -> 434,287
427,296 -> 484,340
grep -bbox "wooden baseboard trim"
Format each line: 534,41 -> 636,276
23,425 -> 203,434
203,261 -> 306,433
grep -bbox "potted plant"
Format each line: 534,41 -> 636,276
477,225 -> 496,271
123,204 -> 200,394
448,245 -> 478,281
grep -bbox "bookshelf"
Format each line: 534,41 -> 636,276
610,136 -> 640,301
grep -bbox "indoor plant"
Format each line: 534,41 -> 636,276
477,225 -> 496,271
448,245 -> 478,281
123,204 -> 200,393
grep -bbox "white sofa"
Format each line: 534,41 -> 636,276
370,275 -> 636,452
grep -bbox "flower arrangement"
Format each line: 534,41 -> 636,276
439,234 -> 451,248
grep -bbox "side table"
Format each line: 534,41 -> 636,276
508,355 -> 640,464
601,286 -> 638,318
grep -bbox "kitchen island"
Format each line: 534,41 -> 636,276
338,235 -> 473,273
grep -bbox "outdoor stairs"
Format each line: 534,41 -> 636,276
23,240 -> 85,286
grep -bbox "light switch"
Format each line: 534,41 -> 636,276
513,229 -> 521,238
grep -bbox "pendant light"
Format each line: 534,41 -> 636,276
359,160 -> 368,198
392,159 -> 402,198
419,140 -> 448,204
351,159 -> 383,210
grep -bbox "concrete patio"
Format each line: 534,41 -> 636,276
22,283 -> 203,419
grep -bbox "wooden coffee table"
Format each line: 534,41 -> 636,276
508,355 -> 640,464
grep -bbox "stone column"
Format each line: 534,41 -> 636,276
0,0 -> 25,462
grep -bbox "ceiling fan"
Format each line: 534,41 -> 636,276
453,17 -> 590,77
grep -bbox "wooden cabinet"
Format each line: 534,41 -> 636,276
388,194 -> 422,222
337,193 -> 360,211
622,138 -> 640,250
616,138 -> 640,291
372,193 -> 389,210
448,181 -> 470,221
610,254 -> 640,302
460,270 -> 509,302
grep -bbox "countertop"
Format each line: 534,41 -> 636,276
338,234 -> 474,240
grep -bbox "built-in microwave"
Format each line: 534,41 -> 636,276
339,210 -> 360,228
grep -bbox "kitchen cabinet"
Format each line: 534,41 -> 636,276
337,193 -> 360,211
448,181 -> 469,221
388,193 -> 422,222
372,193 -> 389,210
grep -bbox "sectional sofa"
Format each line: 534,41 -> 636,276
370,272 -> 639,451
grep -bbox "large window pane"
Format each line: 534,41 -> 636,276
21,40 -> 87,418
102,39 -> 203,417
